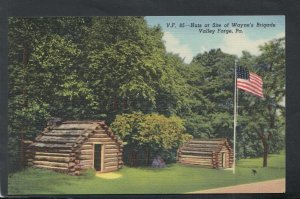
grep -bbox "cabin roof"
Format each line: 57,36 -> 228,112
29,120 -> 122,149
181,138 -> 232,153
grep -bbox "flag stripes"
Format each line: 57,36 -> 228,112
237,67 -> 263,98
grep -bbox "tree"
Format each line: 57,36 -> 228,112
238,38 -> 285,167
178,45 -> 285,166
85,17 -> 190,120
111,112 -> 192,165
85,17 -> 166,119
155,53 -> 191,116
8,17 -> 93,170
179,49 -> 236,139
8,16 -> 192,171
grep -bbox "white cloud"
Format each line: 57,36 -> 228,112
220,34 -> 267,57
219,32 -> 285,57
162,31 -> 285,62
163,31 -> 194,63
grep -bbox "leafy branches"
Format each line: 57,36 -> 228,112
111,112 -> 192,152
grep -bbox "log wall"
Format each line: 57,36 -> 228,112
27,127 -> 79,174
75,129 -> 123,174
177,139 -> 233,169
177,140 -> 214,167
27,122 -> 123,175
215,145 -> 231,168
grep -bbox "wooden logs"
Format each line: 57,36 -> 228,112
34,155 -> 74,162
93,130 -> 107,134
88,137 -> 112,142
52,123 -> 93,130
78,154 -> 92,160
84,141 -> 116,145
91,134 -> 109,138
33,165 -> 69,172
179,161 -> 212,167
104,153 -> 120,158
37,136 -> 78,143
180,147 -> 218,152
26,121 -> 124,175
32,160 -> 69,168
179,158 -> 211,164
30,143 -> 73,149
180,150 -> 212,155
42,130 -> 83,136
78,160 -> 93,165
178,139 -> 233,169
105,145 -> 119,150
80,144 -> 93,150
105,149 -> 119,153
75,165 -> 92,170
32,148 -> 73,153
79,150 -> 93,155
179,154 -> 212,159
34,152 -> 70,157
104,162 -> 118,167
103,166 -> 118,172
104,157 -> 118,163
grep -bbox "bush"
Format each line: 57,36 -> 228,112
111,112 -> 192,166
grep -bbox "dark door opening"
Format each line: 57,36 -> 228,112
222,152 -> 226,168
94,144 -> 102,171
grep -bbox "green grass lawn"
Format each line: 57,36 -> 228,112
8,151 -> 285,195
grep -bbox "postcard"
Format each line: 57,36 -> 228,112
7,15 -> 285,195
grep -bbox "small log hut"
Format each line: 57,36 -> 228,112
177,138 -> 233,169
25,121 -> 123,175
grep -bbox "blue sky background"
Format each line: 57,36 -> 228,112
145,16 -> 285,63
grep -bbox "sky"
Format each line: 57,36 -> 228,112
145,16 -> 285,63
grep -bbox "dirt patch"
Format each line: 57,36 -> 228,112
96,172 -> 122,179
189,178 -> 285,193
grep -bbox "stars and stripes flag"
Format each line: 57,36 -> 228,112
236,66 -> 264,98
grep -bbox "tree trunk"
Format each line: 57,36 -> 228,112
129,151 -> 133,166
133,151 -> 137,166
19,130 -> 25,169
129,150 -> 138,167
144,147 -> 150,166
262,142 -> 269,167
143,148 -> 147,166
257,128 -> 269,168
147,148 -> 150,166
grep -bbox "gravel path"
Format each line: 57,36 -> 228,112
189,178 -> 285,193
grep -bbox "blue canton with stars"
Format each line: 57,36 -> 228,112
237,66 -> 249,80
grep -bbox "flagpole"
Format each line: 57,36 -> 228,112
233,60 -> 237,174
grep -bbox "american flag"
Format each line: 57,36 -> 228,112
236,66 -> 263,98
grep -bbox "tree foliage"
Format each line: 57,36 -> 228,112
237,38 -> 285,166
111,112 -> 192,151
180,49 -> 236,139
111,112 -> 192,165
8,16 -> 190,170
8,16 -> 285,170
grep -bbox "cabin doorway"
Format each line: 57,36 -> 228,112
221,152 -> 226,168
94,144 -> 103,171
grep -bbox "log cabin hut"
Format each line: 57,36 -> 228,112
25,121 -> 123,175
177,138 -> 233,169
